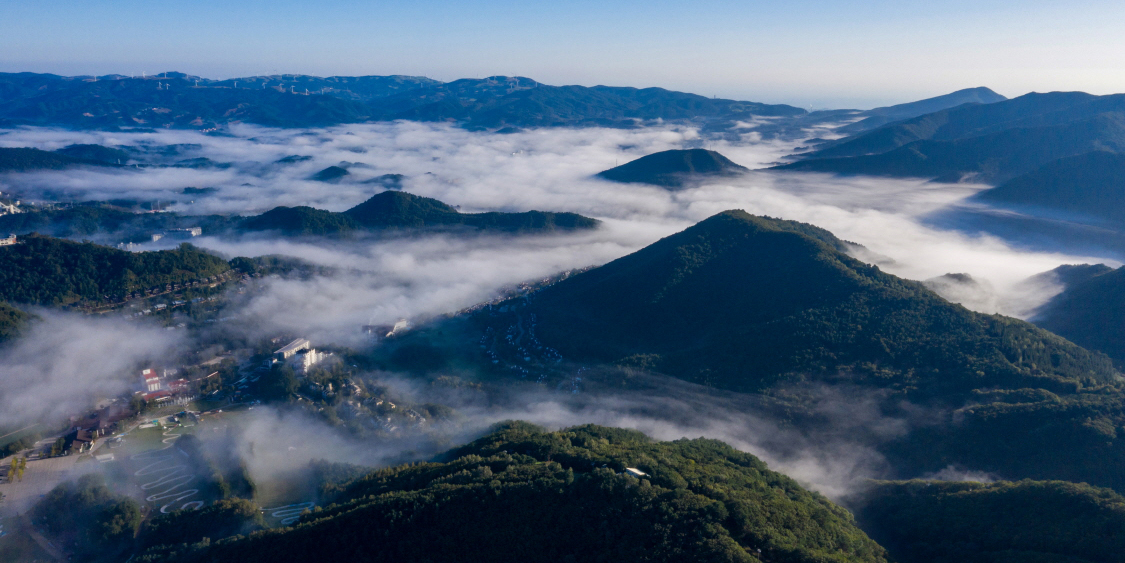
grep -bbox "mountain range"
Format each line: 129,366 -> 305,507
0,72 -> 805,130
775,91 -> 1125,184
1033,263 -> 1125,367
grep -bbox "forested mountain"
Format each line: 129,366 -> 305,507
853,479 -> 1125,563
138,422 -> 888,563
1033,264 -> 1125,366
838,87 -> 1007,133
0,72 -> 804,130
596,149 -> 749,188
0,146 -> 109,172
974,151 -> 1125,226
473,210 -> 1115,397
0,234 -> 230,306
54,143 -> 132,164
241,191 -> 600,235
777,91 -> 1125,184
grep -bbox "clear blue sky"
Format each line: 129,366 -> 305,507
3,0 -> 1124,108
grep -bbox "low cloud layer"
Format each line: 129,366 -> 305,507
0,310 -> 185,428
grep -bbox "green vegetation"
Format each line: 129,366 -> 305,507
0,300 -> 29,341
240,191 -> 599,235
144,422 -> 888,563
308,165 -> 349,182
0,234 -> 231,306
55,143 -> 131,164
32,473 -> 143,562
0,146 -> 104,171
597,149 -> 749,188
239,206 -> 358,236
853,479 -> 1125,563
139,498 -> 264,555
479,210 -> 1115,397
1035,264 -> 1125,367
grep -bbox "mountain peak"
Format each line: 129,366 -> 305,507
596,149 -> 749,189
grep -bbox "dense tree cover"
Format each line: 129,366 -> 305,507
145,422 -> 888,563
0,203 -> 237,240
0,146 -> 106,171
239,206 -> 359,236
0,235 -> 231,305
239,191 -> 599,236
778,92 -> 1125,183
139,498 -> 264,552
309,165 -> 349,182
1034,264 -> 1125,366
54,143 -> 131,164
852,479 -> 1125,563
475,210 -> 1115,398
0,72 -> 803,130
31,473 -> 143,562
597,149 -> 749,188
0,300 -> 29,341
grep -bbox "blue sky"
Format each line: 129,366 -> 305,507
3,0 -> 1125,108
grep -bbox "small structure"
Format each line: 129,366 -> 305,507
624,468 -> 648,478
0,233 -> 16,246
363,319 -> 410,340
275,338 -> 311,360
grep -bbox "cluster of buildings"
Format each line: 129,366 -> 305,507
0,191 -> 21,216
137,367 -> 198,404
0,234 -> 16,247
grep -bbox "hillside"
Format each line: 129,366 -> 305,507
0,146 -> 106,172
240,191 -> 599,235
138,423 -> 888,563
0,301 -> 29,342
975,151 -> 1125,225
54,143 -> 131,164
775,113 -> 1125,183
472,210 -> 1115,397
1034,264 -> 1125,366
596,149 -> 749,188
853,480 -> 1125,563
839,87 -> 1007,133
0,72 -> 805,130
0,234 -> 231,306
777,91 -> 1125,184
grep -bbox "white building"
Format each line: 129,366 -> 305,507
275,338 -> 311,360
290,348 -> 331,374
0,201 -> 19,216
0,234 -> 16,246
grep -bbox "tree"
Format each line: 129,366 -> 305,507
16,456 -> 25,481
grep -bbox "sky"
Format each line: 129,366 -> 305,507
4,0 -> 1125,108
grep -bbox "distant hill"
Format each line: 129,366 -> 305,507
975,151 -> 1125,225
0,146 -> 106,172
853,479 -> 1125,563
309,165 -> 349,182
0,72 -> 805,130
0,234 -> 230,306
839,87 -> 1007,133
239,206 -> 358,236
139,423 -> 887,563
1034,264 -> 1125,366
54,143 -> 131,164
471,210 -> 1115,397
775,112 -> 1125,183
239,191 -> 600,235
596,149 -> 749,188
777,91 -> 1125,184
